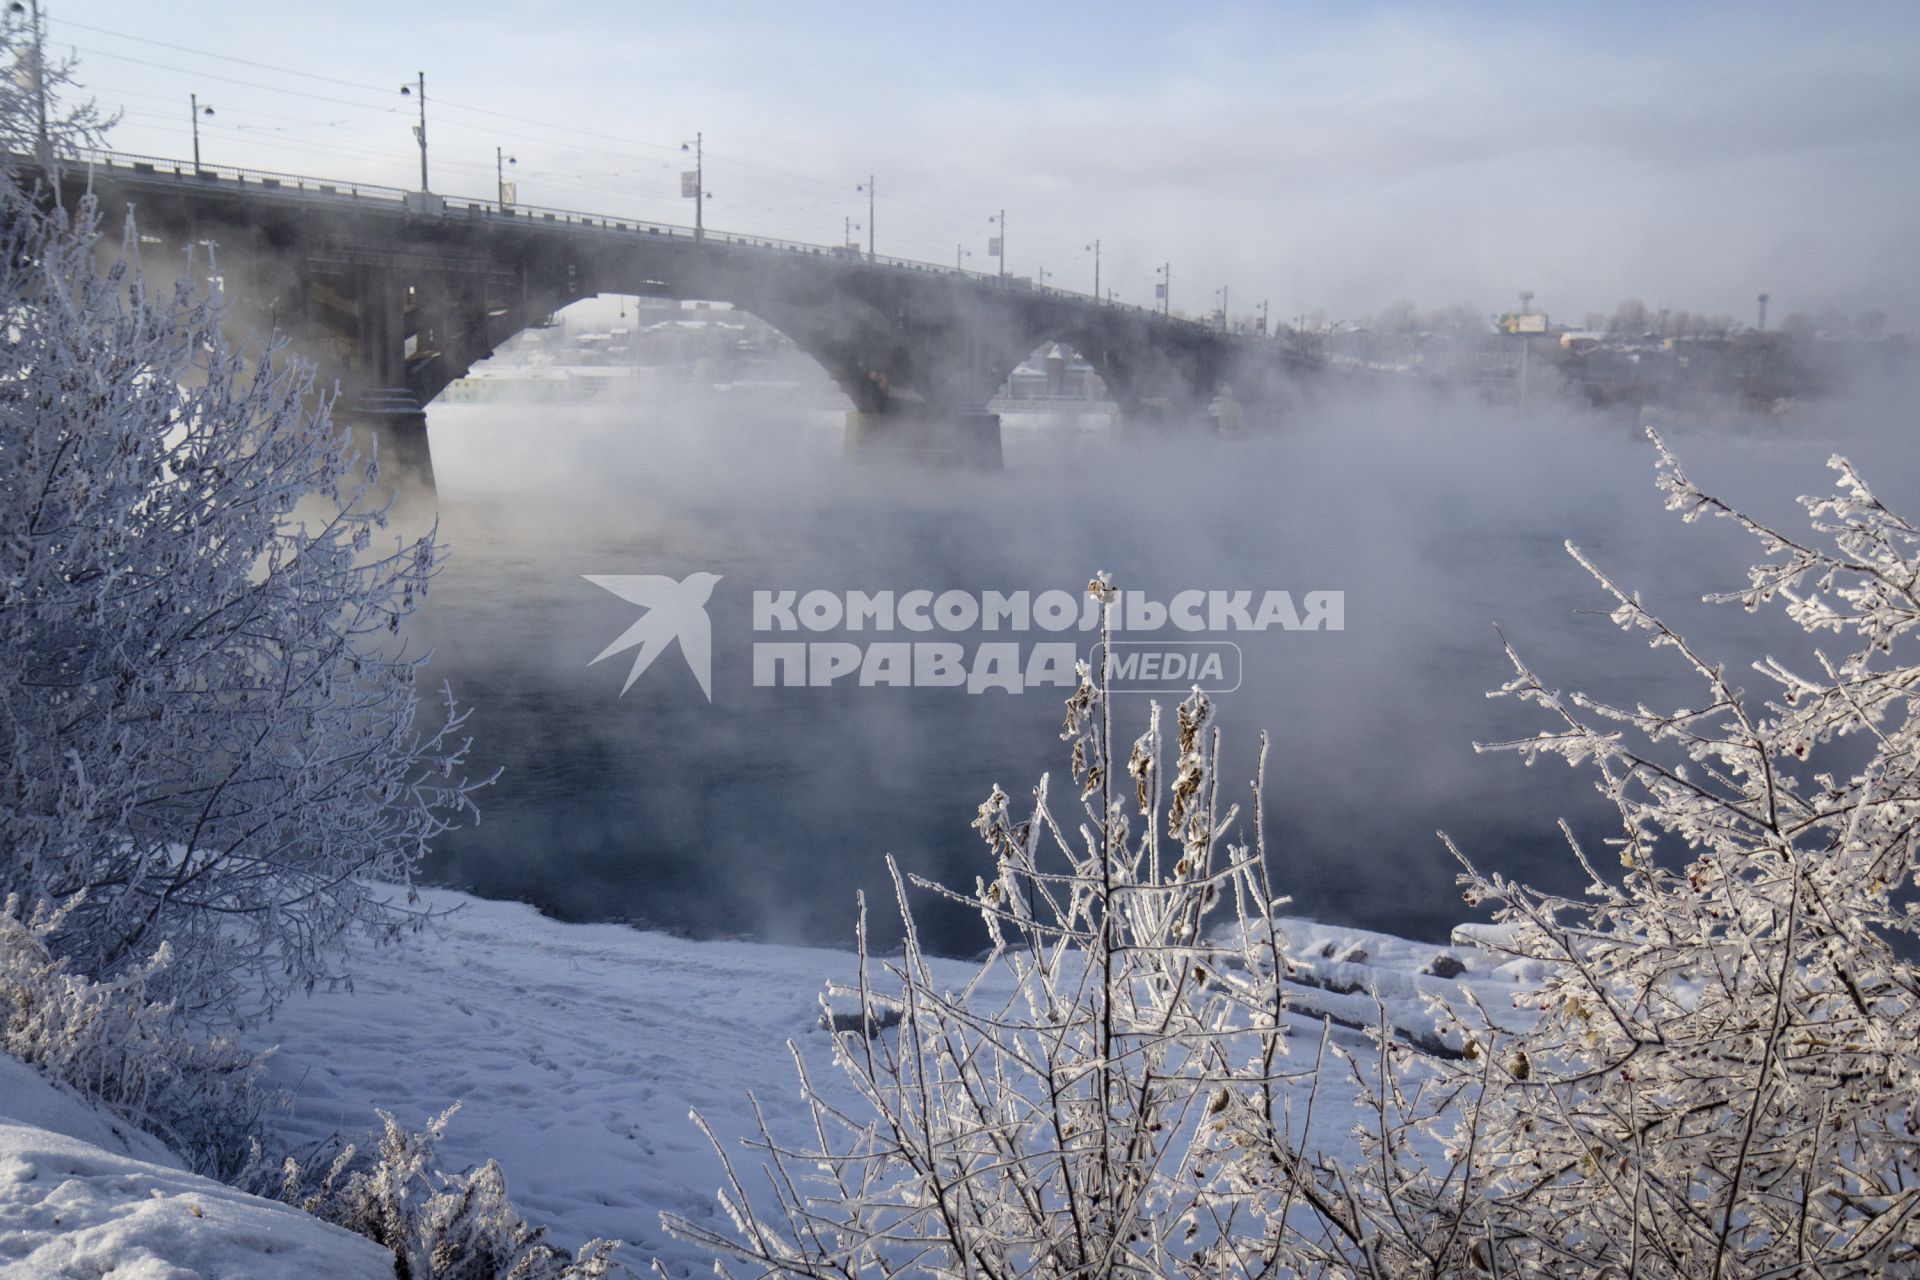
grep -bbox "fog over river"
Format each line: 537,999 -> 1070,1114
410,378 -> 1920,956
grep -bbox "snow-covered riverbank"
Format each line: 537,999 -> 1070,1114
221,887 -> 1521,1276
1,884 -> 1535,1276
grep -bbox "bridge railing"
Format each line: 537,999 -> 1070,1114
75,148 -> 417,205
61,149 -> 1219,334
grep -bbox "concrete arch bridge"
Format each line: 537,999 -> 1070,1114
47,152 -> 1314,486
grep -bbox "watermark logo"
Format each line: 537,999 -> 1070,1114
584,572 -> 722,700
1094,641 -> 1243,694
586,580 -> 1340,700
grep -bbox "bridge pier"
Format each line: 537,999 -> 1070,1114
842,409 -> 1003,469
337,395 -> 436,497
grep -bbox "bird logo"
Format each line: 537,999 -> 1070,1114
584,572 -> 723,700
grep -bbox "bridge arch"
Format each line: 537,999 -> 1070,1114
430,293 -> 856,424
986,305 -> 1231,428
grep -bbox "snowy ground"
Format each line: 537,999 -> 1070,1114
218,887 -> 1533,1277
0,884 -> 1535,1275
0,1056 -> 392,1279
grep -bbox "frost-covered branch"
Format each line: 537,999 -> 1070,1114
667,577 -> 1323,1278
0,173 -> 488,1015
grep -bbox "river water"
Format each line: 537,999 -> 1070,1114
410,378 -> 1918,956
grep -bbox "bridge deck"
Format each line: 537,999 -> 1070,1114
58,148 -> 1216,335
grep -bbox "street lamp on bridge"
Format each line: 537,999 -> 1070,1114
988,210 -> 1006,280
1215,285 -> 1230,332
845,217 -> 861,250
496,147 -> 516,208
1155,262 -> 1171,317
681,134 -> 708,244
398,73 -> 427,191
856,176 -> 875,262
956,244 -> 972,273
190,94 -> 213,171
1085,239 -> 1100,301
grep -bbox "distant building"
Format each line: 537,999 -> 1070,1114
995,342 -> 1110,403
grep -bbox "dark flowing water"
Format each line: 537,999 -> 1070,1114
410,382 -> 1918,956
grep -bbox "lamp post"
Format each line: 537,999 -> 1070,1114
398,72 -> 427,190
1155,263 -> 1171,317
989,210 -> 1006,280
1517,290 -> 1538,405
9,0 -> 47,168
1085,239 -> 1100,300
845,216 -> 861,250
1259,298 -> 1269,336
190,94 -> 213,171
955,244 -> 971,273
495,146 -> 516,207
681,133 -> 705,244
1215,286 -> 1230,331
856,175 -> 875,262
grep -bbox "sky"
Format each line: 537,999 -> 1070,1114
45,1 -> 1920,330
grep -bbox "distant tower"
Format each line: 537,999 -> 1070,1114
1757,293 -> 1770,331
1517,291 -> 1537,407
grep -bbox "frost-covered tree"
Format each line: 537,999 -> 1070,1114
1290,432 -> 1920,1277
0,5 -> 113,168
0,893 -> 271,1177
0,174 -> 485,1014
667,577 -> 1341,1278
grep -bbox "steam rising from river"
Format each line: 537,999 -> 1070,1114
413,325 -> 1920,955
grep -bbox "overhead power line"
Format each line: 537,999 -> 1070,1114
57,16 -> 1208,296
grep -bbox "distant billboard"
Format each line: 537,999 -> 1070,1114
1496,312 -> 1550,334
